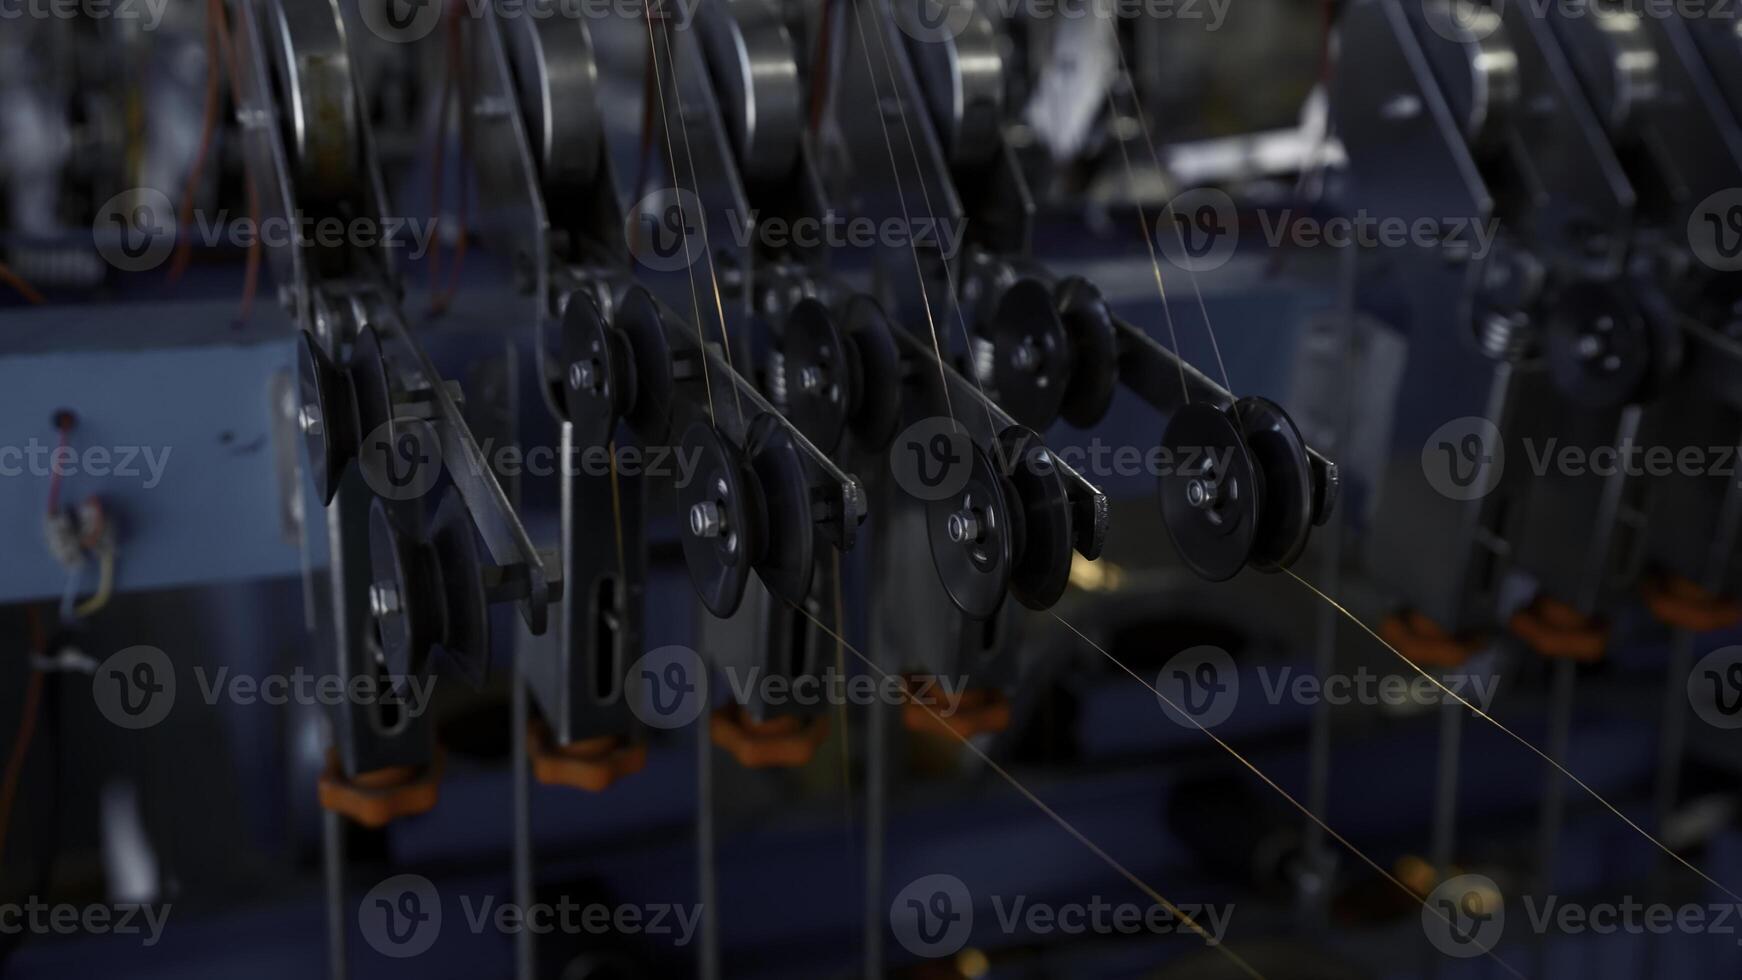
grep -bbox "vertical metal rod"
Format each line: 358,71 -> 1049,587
1653,629 -> 1697,833
322,807 -> 347,980
864,679 -> 887,978
1536,658 -> 1577,887
1301,235 -> 1359,920
1430,696 -> 1464,876
512,669 -> 535,980
697,710 -> 720,980
1533,656 -> 1578,976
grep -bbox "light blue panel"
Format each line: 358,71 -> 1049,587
0,301 -> 304,601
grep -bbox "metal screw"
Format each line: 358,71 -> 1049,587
947,509 -> 981,544
568,360 -> 596,391
1186,478 -> 1220,510
369,583 -> 400,618
298,405 -> 322,436
690,500 -> 724,538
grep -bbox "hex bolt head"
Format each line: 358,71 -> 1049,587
690,500 -> 724,538
1186,477 -> 1220,510
369,583 -> 400,618
568,360 -> 596,391
947,509 -> 981,545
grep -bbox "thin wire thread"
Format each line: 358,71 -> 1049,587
1284,566 -> 1742,907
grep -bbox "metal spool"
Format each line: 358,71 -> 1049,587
1158,403 -> 1261,583
989,278 -> 1072,431
612,287 -> 680,444
1549,2 -> 1660,138
998,426 -> 1074,611
560,292 -> 635,448
1054,276 -> 1120,428
368,492 -> 490,688
696,0 -> 803,181
262,0 -> 359,204
679,421 -> 763,618
927,440 -> 1016,620
504,15 -> 603,192
1416,0 -> 1521,147
1236,397 -> 1316,573
746,415 -> 817,606
904,0 -> 1006,169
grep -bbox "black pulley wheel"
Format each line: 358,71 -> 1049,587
428,491 -> 490,686
746,415 -> 816,604
296,331 -> 356,504
1158,403 -> 1260,582
782,299 -> 851,454
1055,277 -> 1119,428
842,295 -> 903,451
1235,397 -> 1314,572
561,293 -> 633,448
989,278 -> 1072,430
368,498 -> 439,681
678,421 -> 759,618
1543,285 -> 1651,409
614,287 -> 678,443
998,426 -> 1074,610
927,441 -> 1015,619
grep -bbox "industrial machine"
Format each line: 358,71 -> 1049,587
2,1 -> 1740,977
